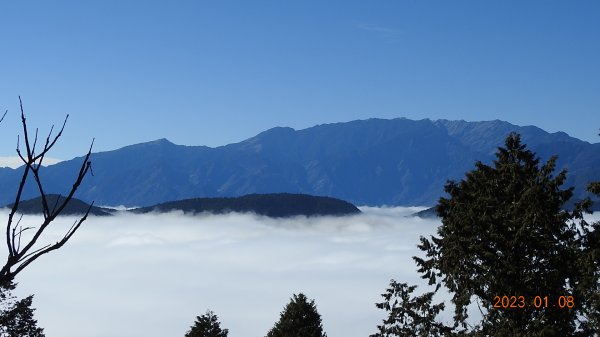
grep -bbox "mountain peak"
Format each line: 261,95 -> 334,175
245,127 -> 296,144
149,138 -> 174,145
130,138 -> 176,148
107,138 -> 178,154
257,126 -> 296,136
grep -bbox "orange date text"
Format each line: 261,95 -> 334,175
492,295 -> 574,309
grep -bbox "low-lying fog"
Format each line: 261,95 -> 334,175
9,207 -> 443,337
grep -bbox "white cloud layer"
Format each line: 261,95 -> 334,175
8,207 -> 444,337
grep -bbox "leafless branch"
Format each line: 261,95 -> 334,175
10,214 -> 23,254
14,203 -> 92,277
17,244 -> 51,264
0,97 -> 94,285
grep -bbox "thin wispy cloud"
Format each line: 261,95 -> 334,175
358,23 -> 403,35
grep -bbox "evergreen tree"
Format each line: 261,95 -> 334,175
373,133 -> 599,336
371,280 -> 447,337
184,310 -> 228,337
0,283 -> 44,337
574,173 -> 600,335
266,293 -> 327,337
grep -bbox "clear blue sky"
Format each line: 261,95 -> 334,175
0,0 -> 598,159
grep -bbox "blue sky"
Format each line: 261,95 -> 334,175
0,0 -> 599,159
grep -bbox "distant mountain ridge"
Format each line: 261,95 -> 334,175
6,193 -> 360,218
133,193 -> 361,218
0,118 -> 597,207
5,194 -> 112,216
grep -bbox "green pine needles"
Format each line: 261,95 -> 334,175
374,133 -> 600,337
266,293 -> 327,337
0,282 -> 44,337
185,310 -> 229,337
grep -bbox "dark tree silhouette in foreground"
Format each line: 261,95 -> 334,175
574,131 -> 600,335
371,280 -> 447,337
373,133 -> 599,337
266,293 -> 327,337
0,282 -> 44,337
185,310 -> 229,337
0,97 -> 93,286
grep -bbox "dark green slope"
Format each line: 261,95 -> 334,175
132,193 -> 361,218
4,194 -> 112,216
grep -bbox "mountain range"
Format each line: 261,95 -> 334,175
0,118 -> 597,207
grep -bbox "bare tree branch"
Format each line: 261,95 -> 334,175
14,203 -> 92,277
17,244 -> 51,264
10,214 -> 23,254
0,97 -> 94,285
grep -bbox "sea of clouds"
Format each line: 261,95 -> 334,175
6,207 -> 459,337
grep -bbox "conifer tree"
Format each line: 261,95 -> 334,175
184,310 -> 228,337
374,133 -> 599,336
266,293 -> 327,337
371,280 -> 447,337
0,283 -> 44,337
574,156 -> 600,335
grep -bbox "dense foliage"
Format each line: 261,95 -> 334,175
371,280 -> 447,337
184,310 -> 228,337
373,133 -> 599,336
266,293 -> 327,337
0,283 -> 44,337
577,181 -> 600,334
